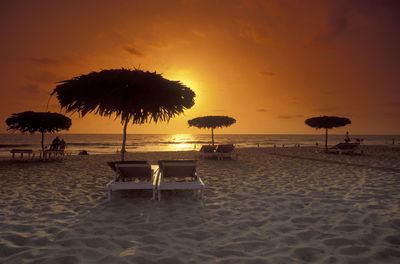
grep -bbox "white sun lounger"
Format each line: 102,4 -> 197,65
106,161 -> 157,201
216,144 -> 238,160
157,160 -> 205,201
198,145 -> 217,159
329,143 -> 362,155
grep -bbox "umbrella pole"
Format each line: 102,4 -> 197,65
41,132 -> 45,151
211,128 -> 214,146
121,118 -> 129,161
325,128 -> 328,153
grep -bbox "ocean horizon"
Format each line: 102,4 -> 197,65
0,133 -> 399,157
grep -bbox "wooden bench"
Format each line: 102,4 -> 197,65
10,149 -> 34,160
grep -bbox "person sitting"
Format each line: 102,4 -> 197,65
50,136 -> 61,150
344,132 -> 351,143
59,139 -> 66,150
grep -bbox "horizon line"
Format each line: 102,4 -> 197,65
1,133 -> 399,136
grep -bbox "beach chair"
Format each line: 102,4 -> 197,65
157,160 -> 205,201
10,149 -> 34,160
198,145 -> 217,159
329,143 -> 361,155
40,149 -> 65,160
106,161 -> 157,201
216,144 -> 237,160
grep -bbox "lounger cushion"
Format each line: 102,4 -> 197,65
117,166 -> 152,182
216,145 -> 234,153
107,160 -> 149,171
158,160 -> 197,182
199,145 -> 216,153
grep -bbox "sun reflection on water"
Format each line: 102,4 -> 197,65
167,134 -> 197,151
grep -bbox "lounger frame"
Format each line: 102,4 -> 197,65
157,160 -> 205,201
106,163 -> 157,201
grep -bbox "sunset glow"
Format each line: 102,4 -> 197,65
1,0 -> 399,134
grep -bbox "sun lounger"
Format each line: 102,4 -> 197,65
106,161 -> 157,201
10,149 -> 34,160
216,144 -> 237,160
329,143 -> 361,155
198,145 -> 217,159
157,160 -> 205,201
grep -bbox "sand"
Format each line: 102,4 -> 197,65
0,146 -> 399,263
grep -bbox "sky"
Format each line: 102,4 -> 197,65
0,0 -> 399,135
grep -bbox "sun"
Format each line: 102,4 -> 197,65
165,69 -> 207,114
165,69 -> 201,97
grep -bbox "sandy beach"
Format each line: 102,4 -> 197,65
1,146 -> 399,263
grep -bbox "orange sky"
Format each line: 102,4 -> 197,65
1,0 -> 399,135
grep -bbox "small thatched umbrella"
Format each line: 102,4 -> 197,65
188,116 -> 236,145
5,111 -> 72,151
305,115 -> 351,153
51,68 -> 195,160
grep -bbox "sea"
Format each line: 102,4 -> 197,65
0,133 -> 399,157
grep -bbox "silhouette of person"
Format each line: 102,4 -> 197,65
344,132 -> 351,143
51,136 -> 61,150
59,139 -> 66,150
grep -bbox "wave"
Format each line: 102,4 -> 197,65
67,142 -> 118,147
67,140 -> 210,147
157,140 -> 210,145
0,144 -> 31,148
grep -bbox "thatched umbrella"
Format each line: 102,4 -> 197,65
188,116 -> 236,145
5,111 -> 72,151
51,68 -> 195,160
305,115 -> 351,153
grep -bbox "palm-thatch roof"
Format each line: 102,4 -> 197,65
188,116 -> 236,145
51,68 -> 196,160
6,111 -> 72,133
188,116 -> 236,129
6,111 -> 72,151
51,69 -> 195,124
305,116 -> 351,129
305,115 -> 351,153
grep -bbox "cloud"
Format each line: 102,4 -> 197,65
322,89 -> 340,95
236,19 -> 270,44
19,84 -> 41,93
23,57 -> 59,65
26,71 -> 60,83
122,45 -> 144,57
148,41 -> 168,50
312,107 -> 338,113
277,114 -> 304,119
148,41 -> 168,49
390,101 -> 400,107
258,71 -> 275,77
192,30 -> 206,37
256,108 -> 268,112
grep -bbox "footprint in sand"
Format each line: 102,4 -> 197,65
384,235 -> 400,245
322,238 -> 357,247
291,247 -> 325,262
339,246 -> 370,255
291,216 -> 321,224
